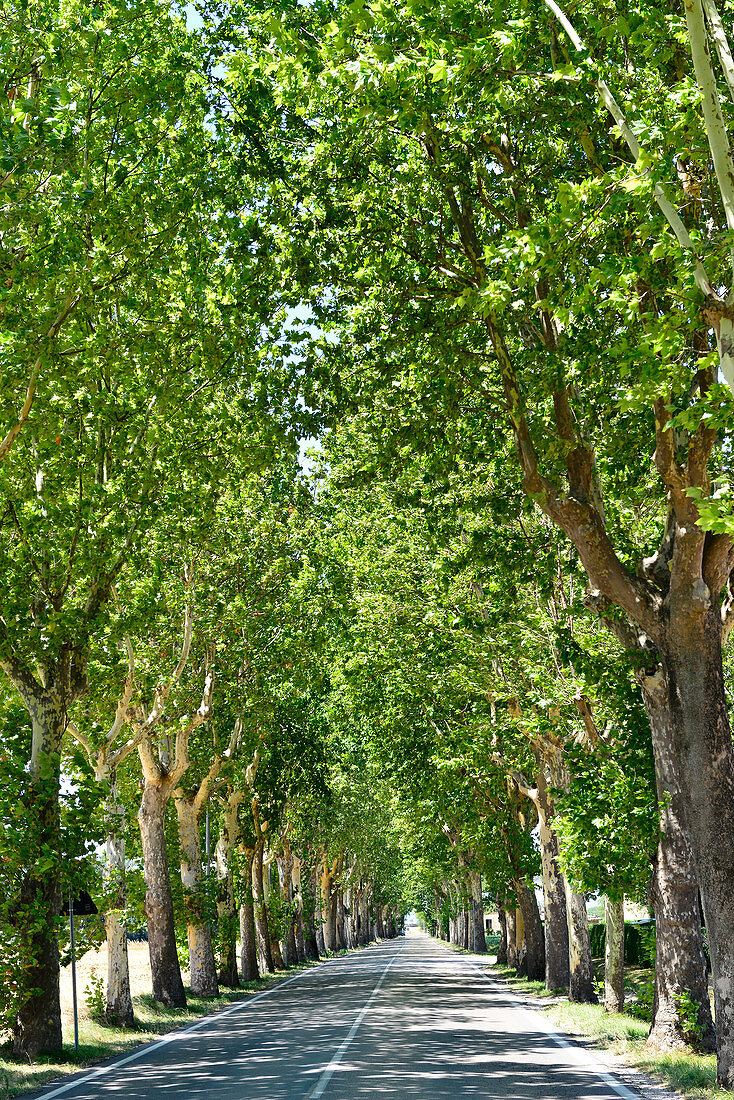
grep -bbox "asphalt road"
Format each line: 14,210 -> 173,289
33,931 -> 642,1099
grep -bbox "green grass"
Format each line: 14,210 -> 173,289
490,965 -> 726,1099
0,952 -> 357,1098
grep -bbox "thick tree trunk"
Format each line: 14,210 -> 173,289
537,806 -> 570,990
292,860 -> 307,963
12,697 -> 65,1057
462,906 -> 470,950
516,883 -> 545,982
320,862 -> 336,951
505,905 -> 518,968
264,861 -> 285,970
253,841 -> 274,973
604,893 -> 625,1013
239,847 -> 259,983
470,871 -> 487,954
359,890 -> 369,945
304,867 -> 320,960
328,891 -> 338,951
215,800 -> 240,988
565,883 -> 597,1003
646,565 -> 733,1080
341,888 -> 349,950
104,800 -> 134,1026
279,851 -> 297,968
175,796 -> 218,998
137,784 -> 186,1007
640,668 -> 715,1050
496,903 -> 508,965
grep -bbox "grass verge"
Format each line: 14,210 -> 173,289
0,950 -> 356,1099
490,965 -> 726,1099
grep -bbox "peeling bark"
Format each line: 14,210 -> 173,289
239,846 -> 259,983
496,903 -> 508,965
566,884 -> 597,1003
604,894 -> 625,1013
516,882 -> 545,981
641,669 -> 715,1050
470,871 -> 487,954
138,785 -> 186,1007
253,839 -> 274,973
104,796 -> 134,1026
175,796 -> 218,998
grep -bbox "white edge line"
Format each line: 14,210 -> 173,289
306,943 -> 405,1099
36,947 -> 382,1100
469,960 -> 639,1100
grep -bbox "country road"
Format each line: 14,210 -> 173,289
32,932 -> 643,1099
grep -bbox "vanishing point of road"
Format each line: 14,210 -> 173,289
33,932 -> 643,1099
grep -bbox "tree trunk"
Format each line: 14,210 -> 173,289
304,867 -> 320,960
640,667 -> 715,1050
292,860 -> 307,962
12,696 -> 65,1057
175,795 -> 218,998
505,904 -> 517,968
470,871 -> 487,954
604,893 -> 625,1013
462,906 -> 470,950
279,851 -> 297,968
537,805 -> 570,991
337,889 -> 346,948
320,862 -> 335,951
215,797 -> 240,988
239,847 -> 259,982
137,783 -> 186,1007
253,840 -> 274,973
565,883 -> 597,1003
359,890 -> 369,945
264,861 -> 285,970
329,890 -> 338,951
646,565 -> 734,1080
497,902 -> 508,965
516,883 -> 545,981
104,798 -> 134,1026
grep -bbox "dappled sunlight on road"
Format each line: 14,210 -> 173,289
32,933 -> 638,1099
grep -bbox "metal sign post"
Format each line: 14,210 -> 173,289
69,891 -> 79,1051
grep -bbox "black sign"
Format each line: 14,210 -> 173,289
62,891 -> 98,916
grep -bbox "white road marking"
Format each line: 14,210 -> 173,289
35,949 -> 378,1100
305,944 -> 405,1099
471,959 -> 640,1100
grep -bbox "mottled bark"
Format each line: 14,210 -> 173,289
278,850 -> 297,968
239,846 -> 259,982
565,883 -> 597,1003
264,860 -> 285,970
12,695 -> 65,1056
215,790 -> 245,988
505,904 -> 518,968
640,668 -> 715,1050
536,789 -> 570,991
175,795 -> 218,998
292,859 -> 306,962
253,840 -> 274,973
305,866 -> 321,960
337,889 -> 347,948
104,798 -> 134,1026
470,871 -> 487,954
496,903 -> 508,965
604,893 -> 625,1013
516,883 -> 545,981
138,785 -> 186,1007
